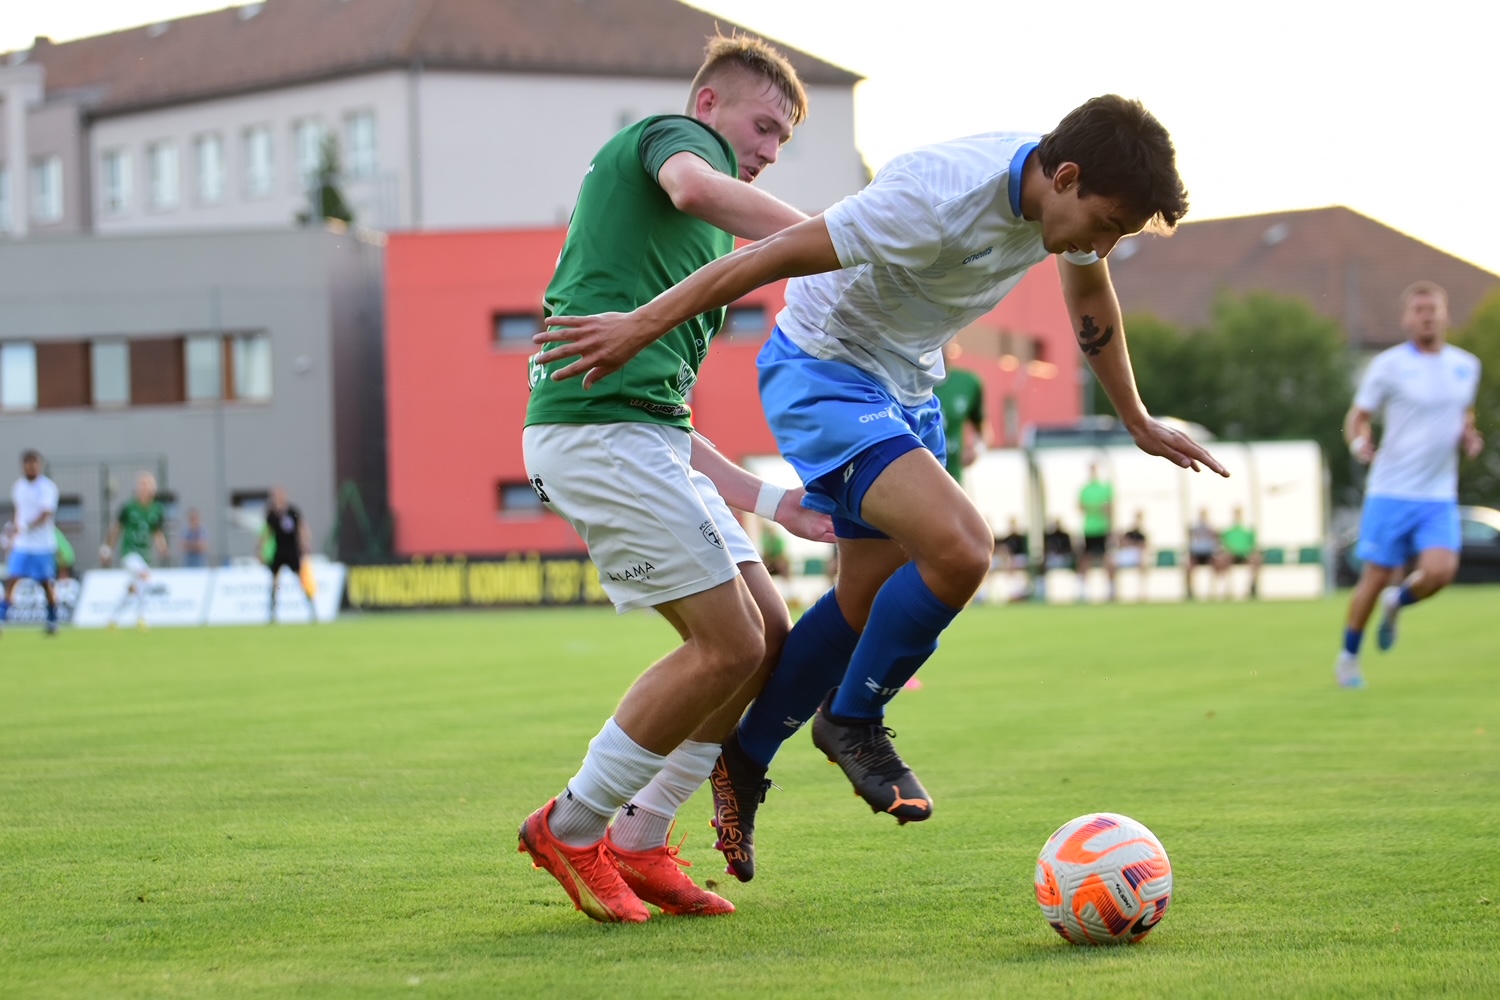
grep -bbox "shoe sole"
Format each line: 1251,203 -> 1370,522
517,821 -> 645,924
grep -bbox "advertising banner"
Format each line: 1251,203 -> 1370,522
71,563 -> 346,628
2,577 -> 82,626
344,555 -> 610,610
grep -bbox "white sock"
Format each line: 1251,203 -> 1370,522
549,718 -> 667,847
611,740 -> 720,852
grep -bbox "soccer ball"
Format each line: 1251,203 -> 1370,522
1034,812 -> 1172,945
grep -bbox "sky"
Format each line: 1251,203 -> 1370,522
4,0 -> 1498,275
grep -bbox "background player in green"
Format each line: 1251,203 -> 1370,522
1077,463 -> 1116,600
518,36 -> 834,923
931,342 -> 990,484
100,471 -> 168,629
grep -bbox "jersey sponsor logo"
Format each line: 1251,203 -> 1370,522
698,519 -> 724,549
529,476 -> 551,504
858,405 -> 895,424
676,361 -> 698,396
962,246 -> 994,265
607,560 -> 655,583
628,399 -> 691,418
527,354 -> 545,390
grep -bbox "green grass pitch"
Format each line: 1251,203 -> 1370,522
2,590 -> 1497,998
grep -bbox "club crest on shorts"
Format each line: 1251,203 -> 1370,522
698,519 -> 723,549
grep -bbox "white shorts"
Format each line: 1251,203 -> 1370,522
522,422 -> 759,613
122,552 -> 151,580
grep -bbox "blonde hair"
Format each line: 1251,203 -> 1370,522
688,33 -> 808,126
1400,280 -> 1448,309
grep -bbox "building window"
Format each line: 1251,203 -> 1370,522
293,119 -> 327,190
494,313 -> 543,345
724,305 -> 768,339
244,125 -> 273,197
35,341 -> 91,409
0,342 -> 38,411
195,134 -> 225,204
102,149 -> 132,215
0,163 -> 11,232
31,155 -> 63,223
497,481 -> 544,516
148,141 -> 179,210
91,341 -> 131,406
130,338 -> 186,405
185,335 -> 223,401
232,332 -> 272,401
345,111 -> 376,178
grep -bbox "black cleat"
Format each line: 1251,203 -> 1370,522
811,691 -> 933,824
709,732 -> 772,882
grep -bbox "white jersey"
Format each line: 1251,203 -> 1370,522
10,475 -> 60,553
1355,342 -> 1480,500
777,133 -> 1098,406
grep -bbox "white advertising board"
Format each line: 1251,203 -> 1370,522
2,577 -> 82,625
71,563 -> 346,628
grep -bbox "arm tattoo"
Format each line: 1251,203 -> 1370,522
1076,315 -> 1116,356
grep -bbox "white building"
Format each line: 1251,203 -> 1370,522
0,0 -> 865,238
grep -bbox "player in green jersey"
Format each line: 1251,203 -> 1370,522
931,343 -> 990,485
101,471 -> 169,629
1077,463 -> 1115,600
517,36 -> 835,924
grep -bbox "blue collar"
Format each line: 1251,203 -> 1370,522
1008,141 -> 1038,218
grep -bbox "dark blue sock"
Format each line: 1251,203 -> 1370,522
1397,585 -> 1418,607
1343,627 -> 1363,656
737,588 -> 860,767
45,601 -> 57,624
0,599 -> 9,621
830,562 -> 961,720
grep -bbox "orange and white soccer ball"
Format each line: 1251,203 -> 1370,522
1034,812 -> 1172,945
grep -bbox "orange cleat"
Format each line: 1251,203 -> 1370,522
606,828 -> 735,916
517,799 -> 650,924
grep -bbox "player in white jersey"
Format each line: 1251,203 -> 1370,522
2,450 -> 62,636
1336,281 -> 1483,688
535,95 -> 1226,873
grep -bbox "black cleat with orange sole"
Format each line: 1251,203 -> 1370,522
810,691 -> 933,824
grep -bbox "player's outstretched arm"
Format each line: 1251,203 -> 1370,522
689,432 -> 835,543
1463,408 -> 1484,459
1058,258 -> 1227,477
1344,405 -> 1376,464
535,216 -> 840,388
657,152 -> 807,241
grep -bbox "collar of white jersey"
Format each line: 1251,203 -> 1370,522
1008,142 -> 1038,218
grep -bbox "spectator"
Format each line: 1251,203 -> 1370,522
182,507 -> 209,568
1186,508 -> 1222,600
1043,519 -> 1076,571
1077,463 -> 1115,599
1219,506 -> 1261,599
1115,510 -> 1149,598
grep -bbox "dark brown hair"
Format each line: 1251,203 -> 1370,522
1037,95 -> 1188,230
689,33 -> 809,126
1400,280 -> 1448,309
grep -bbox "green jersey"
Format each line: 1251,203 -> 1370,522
932,368 -> 985,481
1079,480 -> 1113,538
118,499 -> 166,562
1222,523 -> 1256,557
526,115 -> 738,429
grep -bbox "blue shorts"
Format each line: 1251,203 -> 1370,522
758,328 -> 945,538
1356,496 -> 1460,568
7,551 -> 57,582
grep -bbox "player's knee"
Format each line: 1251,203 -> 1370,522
698,614 -> 766,679
921,528 -> 993,595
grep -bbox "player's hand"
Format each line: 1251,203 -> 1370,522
98,544 -> 112,567
1463,427 -> 1484,460
1349,435 -> 1375,464
532,312 -> 661,390
1130,418 -> 1228,477
775,488 -> 836,543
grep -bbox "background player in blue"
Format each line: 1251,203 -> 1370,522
1336,281 -> 1483,688
535,95 -> 1226,878
2,450 -> 61,636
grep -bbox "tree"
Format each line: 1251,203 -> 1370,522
1451,287 -> 1500,506
1102,292 -> 1354,497
296,135 -> 354,227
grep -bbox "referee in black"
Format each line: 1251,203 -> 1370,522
264,485 -> 316,623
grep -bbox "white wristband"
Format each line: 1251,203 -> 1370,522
754,481 -> 787,521
1349,435 -> 1369,457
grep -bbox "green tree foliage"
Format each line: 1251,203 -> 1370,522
1101,292 -> 1354,497
296,136 -> 354,227
1451,287 -> 1500,505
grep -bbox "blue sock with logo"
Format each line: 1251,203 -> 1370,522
829,562 -> 961,721
736,588 -> 860,768
1343,627 -> 1363,656
1397,585 -> 1418,607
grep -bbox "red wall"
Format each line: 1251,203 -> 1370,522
385,230 -> 1079,557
